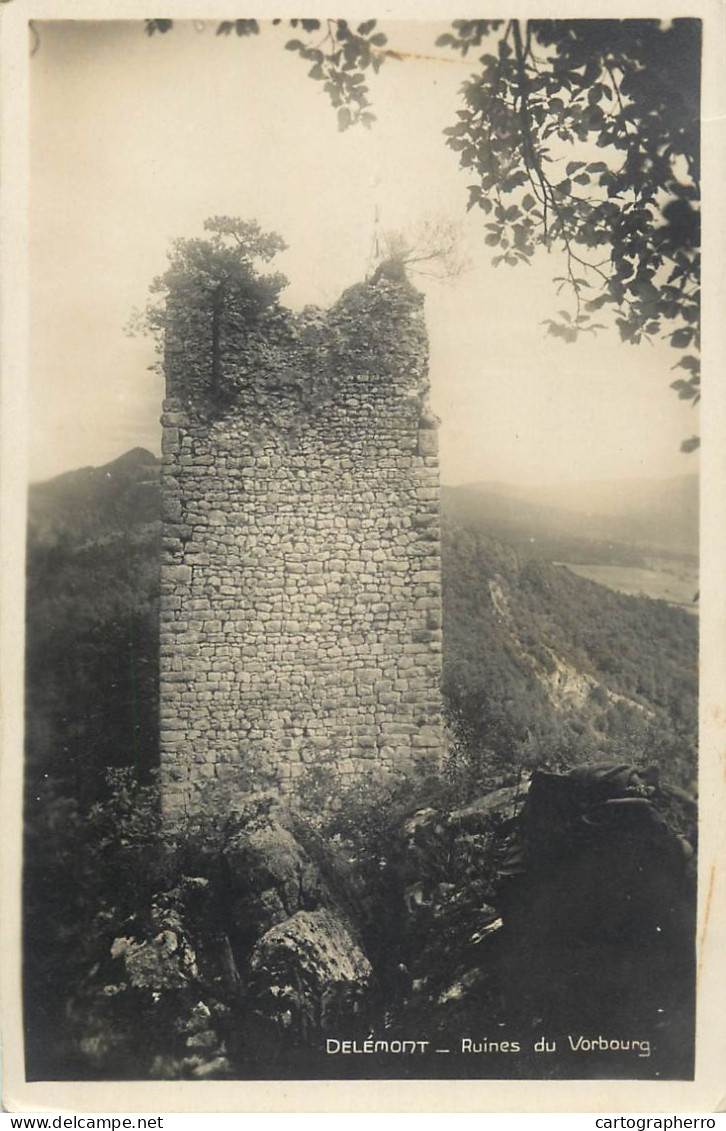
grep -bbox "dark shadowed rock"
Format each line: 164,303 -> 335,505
447,783 -> 529,829
247,908 -> 372,1044
221,808 -> 327,951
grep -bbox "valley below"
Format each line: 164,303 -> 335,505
557,557 -> 699,613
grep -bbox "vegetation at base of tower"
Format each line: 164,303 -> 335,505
24,758 -> 696,1079
143,18 -> 701,449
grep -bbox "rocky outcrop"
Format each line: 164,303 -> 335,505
247,909 -> 372,1043
67,800 -> 369,1078
61,766 -> 695,1080
221,802 -> 328,950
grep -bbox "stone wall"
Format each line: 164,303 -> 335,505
159,269 -> 444,815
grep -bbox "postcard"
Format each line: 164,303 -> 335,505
2,0 -> 724,1114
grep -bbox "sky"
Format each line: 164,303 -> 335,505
29,18 -> 700,487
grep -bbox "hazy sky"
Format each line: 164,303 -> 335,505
29,19 -> 700,486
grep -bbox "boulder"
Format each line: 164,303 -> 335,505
490,763 -> 697,1055
447,782 -> 528,829
221,806 -> 327,951
246,908 -> 372,1044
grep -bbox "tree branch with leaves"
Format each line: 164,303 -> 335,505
128,216 -> 288,390
143,17 -> 701,449
437,19 -> 701,449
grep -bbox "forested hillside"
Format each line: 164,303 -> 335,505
442,520 -> 697,792
25,450 -> 160,804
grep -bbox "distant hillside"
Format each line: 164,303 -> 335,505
25,452 -> 698,801
25,450 -> 161,801
501,473 -> 698,529
28,447 -> 160,548
443,474 -> 698,562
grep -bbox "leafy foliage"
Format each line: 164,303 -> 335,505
24,767 -> 280,1078
441,20 -> 701,448
148,216 -> 287,315
144,18 -> 393,129
134,216 -> 427,421
282,18 -> 391,131
131,217 -> 288,389
24,769 -> 168,1077
142,19 -> 701,447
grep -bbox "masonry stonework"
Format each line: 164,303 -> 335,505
159,269 -> 444,815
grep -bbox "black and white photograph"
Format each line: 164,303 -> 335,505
2,1 -> 725,1113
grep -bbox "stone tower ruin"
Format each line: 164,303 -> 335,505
159,265 -> 444,815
